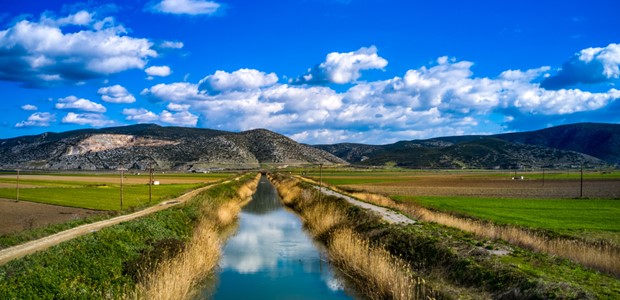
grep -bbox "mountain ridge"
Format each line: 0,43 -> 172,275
314,123 -> 620,168
0,124 -> 346,170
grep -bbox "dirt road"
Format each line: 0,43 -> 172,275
0,182 -> 219,266
315,186 -> 415,225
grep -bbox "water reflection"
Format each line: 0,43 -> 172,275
200,176 -> 354,299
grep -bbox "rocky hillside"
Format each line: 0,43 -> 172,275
0,124 -> 346,170
315,123 -> 619,169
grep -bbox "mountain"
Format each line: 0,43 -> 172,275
315,123 -> 620,169
0,124 -> 346,170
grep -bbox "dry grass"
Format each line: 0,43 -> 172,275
271,174 -> 434,299
330,228 -> 431,300
345,190 -> 620,277
130,173 -> 261,300
133,224 -> 220,300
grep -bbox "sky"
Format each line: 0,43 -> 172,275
0,0 -> 619,144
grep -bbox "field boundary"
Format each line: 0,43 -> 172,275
0,180 -> 228,266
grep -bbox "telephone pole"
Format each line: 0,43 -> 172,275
580,163 -> 584,198
118,167 -> 127,210
149,166 -> 154,203
16,169 -> 20,202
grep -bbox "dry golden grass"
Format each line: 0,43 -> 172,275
271,174 -> 434,299
131,173 -> 261,300
330,228 -> 431,300
345,190 -> 620,277
133,224 -> 220,300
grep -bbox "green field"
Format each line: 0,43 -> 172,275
396,195 -> 620,238
0,183 -> 202,210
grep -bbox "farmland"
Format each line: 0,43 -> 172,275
303,168 -> 620,243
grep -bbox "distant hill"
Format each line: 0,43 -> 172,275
315,123 -> 619,169
0,124 -> 345,170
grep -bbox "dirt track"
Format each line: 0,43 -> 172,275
316,186 -> 415,225
0,182 -> 218,266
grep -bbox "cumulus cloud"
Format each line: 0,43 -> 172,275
293,46 -> 388,84
0,11 -> 157,87
542,43 -> 620,89
145,65 -> 172,77
61,112 -> 113,127
55,96 -> 106,113
98,85 -> 136,103
123,107 -> 198,126
160,110 -> 199,126
15,112 -> 56,128
122,108 -> 159,123
166,103 -> 190,111
142,55 -> 620,144
21,104 -> 38,111
160,40 -> 184,49
198,69 -> 278,93
151,0 -> 221,15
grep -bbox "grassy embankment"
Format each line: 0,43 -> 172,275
0,173 -> 260,299
294,174 -> 620,299
269,173 -> 436,300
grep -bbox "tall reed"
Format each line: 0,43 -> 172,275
132,173 -> 261,300
270,174 -> 434,299
344,189 -> 620,277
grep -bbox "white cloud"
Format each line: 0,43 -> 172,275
294,45 -> 388,84
0,12 -> 156,87
98,85 -> 136,103
542,43 -> 620,89
122,108 -> 159,123
145,65 -> 172,77
61,112 -> 113,127
198,68 -> 278,93
151,0 -> 221,15
21,104 -> 38,111
123,107 -> 198,126
166,103 -> 190,111
55,96 -> 106,113
159,110 -> 198,126
141,55 -> 620,144
160,41 -> 184,49
15,112 -> 56,128
142,82 -> 208,101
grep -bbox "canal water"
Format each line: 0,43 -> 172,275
198,175 -> 355,299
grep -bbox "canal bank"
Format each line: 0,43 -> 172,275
199,175 -> 357,299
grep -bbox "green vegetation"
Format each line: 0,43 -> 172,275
0,214 -> 112,250
0,174 -> 256,299
396,196 -> 620,238
0,184 -> 202,210
273,173 -> 620,298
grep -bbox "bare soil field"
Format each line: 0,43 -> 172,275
344,175 -> 620,198
0,198 -> 104,235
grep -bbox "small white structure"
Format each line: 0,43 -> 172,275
152,180 -> 160,186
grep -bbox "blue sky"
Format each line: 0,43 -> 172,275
0,0 -> 619,144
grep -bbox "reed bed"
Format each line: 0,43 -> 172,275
131,173 -> 261,300
348,190 -> 620,277
270,174 -> 434,300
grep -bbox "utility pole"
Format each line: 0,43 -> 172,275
319,163 -> 323,202
16,169 -> 20,202
149,166 -> 154,203
118,167 -> 127,210
580,163 -> 584,198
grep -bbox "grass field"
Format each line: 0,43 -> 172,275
0,172 -> 234,210
395,196 -> 620,239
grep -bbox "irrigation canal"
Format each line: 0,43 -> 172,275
198,175 -> 357,299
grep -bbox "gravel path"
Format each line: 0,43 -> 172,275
0,181 -> 224,266
314,186 -> 415,225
